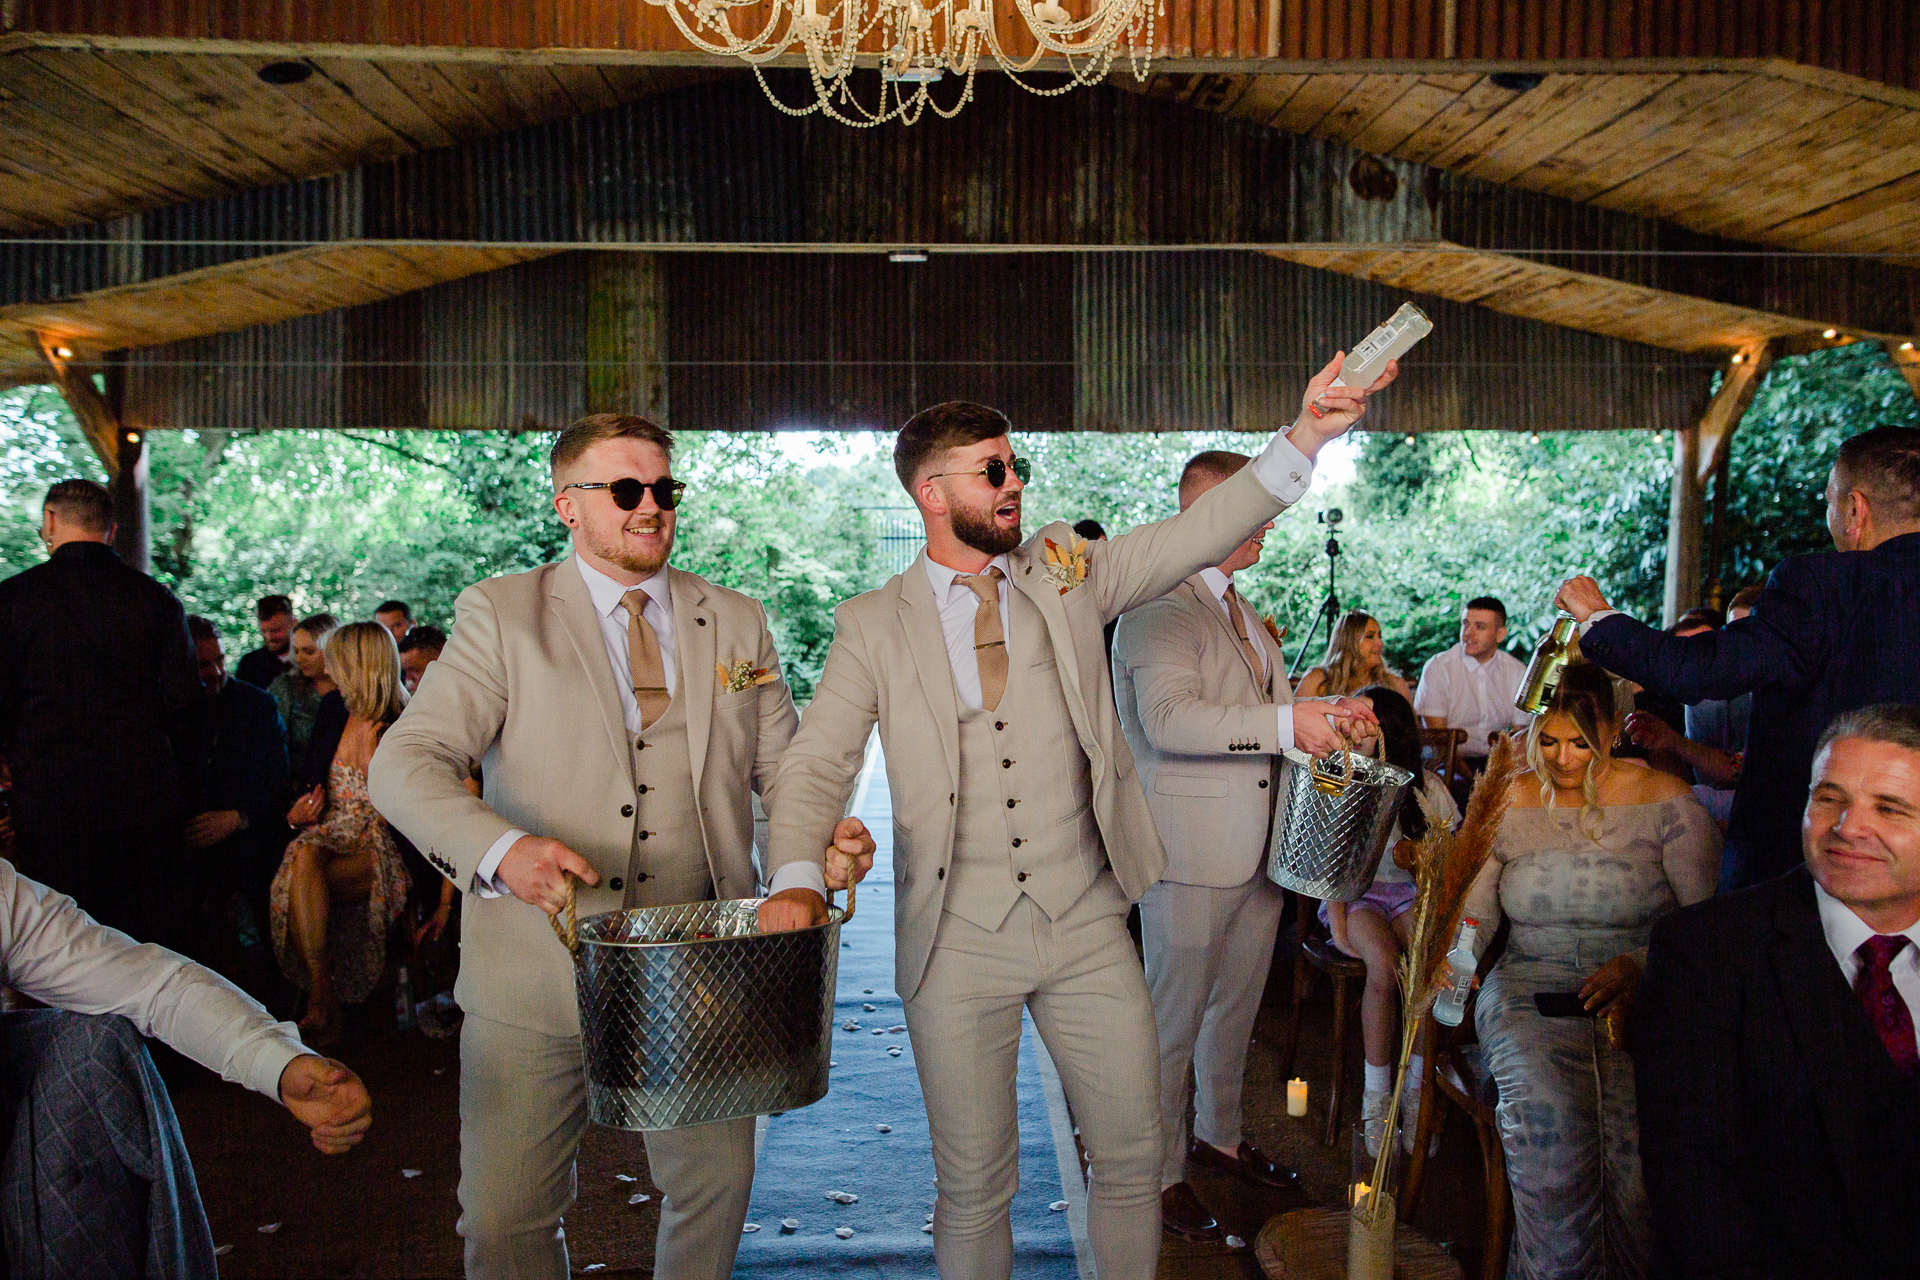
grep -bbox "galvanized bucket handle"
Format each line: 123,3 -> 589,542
1308,745 -> 1360,797
547,870 -> 855,958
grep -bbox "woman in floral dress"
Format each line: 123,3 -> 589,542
273,621 -> 411,1045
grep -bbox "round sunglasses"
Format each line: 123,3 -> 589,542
561,477 -> 688,511
925,456 -> 1032,488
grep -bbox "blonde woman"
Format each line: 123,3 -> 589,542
271,622 -> 411,1046
1295,610 -> 1412,701
267,611 -> 337,766
1457,662 -> 1718,1280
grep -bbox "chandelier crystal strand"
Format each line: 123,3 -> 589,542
646,0 -> 1159,124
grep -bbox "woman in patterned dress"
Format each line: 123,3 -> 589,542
1459,661 -> 1719,1280
272,621 -> 411,1046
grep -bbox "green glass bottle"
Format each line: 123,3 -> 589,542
1514,613 -> 1578,716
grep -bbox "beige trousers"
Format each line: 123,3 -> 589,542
456,1012 -> 756,1280
904,876 -> 1163,1280
1140,874 -> 1287,1187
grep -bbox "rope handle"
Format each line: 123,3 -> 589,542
549,872 -> 580,957
834,876 -> 856,924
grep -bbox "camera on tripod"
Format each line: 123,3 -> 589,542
1318,508 -> 1344,528
1288,510 -> 1347,679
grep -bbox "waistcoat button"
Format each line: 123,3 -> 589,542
1001,759 -> 1013,768
1006,798 -> 1017,809
1258,779 -> 1269,788
638,830 -> 650,841
609,877 -> 624,891
994,721 -> 1006,731
637,872 -> 650,882
1012,838 -> 1023,848
1017,872 -> 1028,882
620,804 -> 634,817
637,784 -> 649,794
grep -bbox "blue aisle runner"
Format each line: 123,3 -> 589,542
735,744 -> 1079,1277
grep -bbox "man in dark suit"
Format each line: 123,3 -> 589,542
0,479 -> 200,941
234,594 -> 295,690
1559,425 -> 1920,889
1633,703 -> 1920,1280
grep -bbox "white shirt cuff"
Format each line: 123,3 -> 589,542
1576,609 -> 1621,637
474,829 -> 527,898
767,861 -> 828,899
1274,705 -> 1295,754
1250,432 -> 1315,505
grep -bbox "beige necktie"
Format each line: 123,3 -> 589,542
959,568 -> 1008,712
1224,586 -> 1272,700
623,588 -> 671,730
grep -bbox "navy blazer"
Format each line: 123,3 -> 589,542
1581,531 -> 1920,889
0,542 -> 199,837
1633,867 -> 1920,1280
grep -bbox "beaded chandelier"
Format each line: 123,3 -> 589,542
650,0 -> 1161,125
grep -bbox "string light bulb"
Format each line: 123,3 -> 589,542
1403,434 -> 1415,444
53,346 -> 72,359
1823,328 -> 1839,339
1730,353 -> 1744,364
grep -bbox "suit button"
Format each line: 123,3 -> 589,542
1012,838 -> 1023,848
937,867 -> 946,880
621,804 -> 634,817
1017,872 -> 1028,882
609,877 -> 624,891
637,872 -> 649,882
1259,779 -> 1269,788
696,617 -> 707,625
995,721 -> 1005,730
1002,759 -> 1013,769
637,784 -> 649,794
638,830 -> 650,841
1252,741 -> 1260,750
636,739 -> 648,750
1006,798 -> 1017,808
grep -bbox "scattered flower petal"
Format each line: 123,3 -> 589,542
1049,1200 -> 1068,1212
1226,1234 -> 1246,1249
432,1067 -> 445,1075
628,1192 -> 652,1205
862,988 -> 873,994
402,1169 -> 422,1179
887,1046 -> 902,1057
824,1190 -> 860,1204
862,1003 -> 876,1012
925,1213 -> 934,1222
214,1245 -> 232,1257
829,1061 -> 837,1068
583,1265 -> 606,1273
842,1020 -> 861,1032
887,1024 -> 907,1033
875,1123 -> 892,1133
835,1227 -> 855,1239
615,1174 -> 638,1183
742,1223 -> 761,1233
257,1223 -> 280,1235
780,1218 -> 800,1232
922,1222 -> 934,1234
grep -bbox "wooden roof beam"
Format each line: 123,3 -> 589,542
33,330 -> 122,477
1695,342 -> 1774,485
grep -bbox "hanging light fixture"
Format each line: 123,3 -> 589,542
655,0 -> 1162,125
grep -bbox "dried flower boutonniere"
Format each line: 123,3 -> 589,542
1262,614 -> 1286,645
716,660 -> 777,694
1042,536 -> 1091,596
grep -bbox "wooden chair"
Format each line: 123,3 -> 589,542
1276,894 -> 1367,1148
1418,726 -> 1469,795
1400,929 -> 1512,1280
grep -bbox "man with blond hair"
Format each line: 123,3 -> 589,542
372,414 -> 873,1279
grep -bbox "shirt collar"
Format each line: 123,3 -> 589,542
574,553 -> 669,620
1814,879 -> 1920,963
923,552 -> 1011,602
1197,566 -> 1234,602
1456,643 -> 1491,672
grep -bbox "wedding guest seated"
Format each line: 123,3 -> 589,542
1456,661 -> 1718,1280
1323,685 -> 1456,1153
1633,703 -> 1920,1280
1565,424 -> 1920,890
1414,596 -> 1531,764
374,599 -> 413,645
396,623 -> 447,694
235,594 -> 296,690
267,612 -> 336,767
271,623 -> 411,1046
180,616 -> 291,976
0,858 -> 370,1277
1296,610 -> 1414,701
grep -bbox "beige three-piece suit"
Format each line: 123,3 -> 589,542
767,462 -> 1300,1279
1113,573 -> 1295,1187
370,558 -> 798,1280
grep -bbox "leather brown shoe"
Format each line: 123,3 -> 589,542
1188,1138 -> 1298,1188
1159,1181 -> 1224,1244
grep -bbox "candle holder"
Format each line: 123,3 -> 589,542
1348,1122 -> 1398,1280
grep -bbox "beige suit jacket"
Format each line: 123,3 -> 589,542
369,561 -> 799,1037
1113,576 -> 1294,888
767,465 -> 1290,998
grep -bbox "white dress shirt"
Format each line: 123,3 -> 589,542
472,554 -> 675,896
1412,642 -> 1531,756
1194,566 -> 1298,754
1,862 -> 306,1100
1814,880 -> 1920,1038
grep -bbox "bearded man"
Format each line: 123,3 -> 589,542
370,414 -> 873,1279
759,355 -> 1392,1279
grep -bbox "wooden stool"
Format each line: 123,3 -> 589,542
1399,998 -> 1512,1280
1255,1207 -> 1463,1280
1277,900 -> 1366,1148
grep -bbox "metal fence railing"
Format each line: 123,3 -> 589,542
860,508 -> 924,576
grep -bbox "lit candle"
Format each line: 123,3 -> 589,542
1286,1078 -> 1308,1117
1350,1180 -> 1371,1209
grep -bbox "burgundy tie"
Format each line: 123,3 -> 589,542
1853,935 -> 1918,1076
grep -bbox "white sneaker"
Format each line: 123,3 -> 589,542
1398,1079 -> 1440,1156
1361,1089 -> 1391,1157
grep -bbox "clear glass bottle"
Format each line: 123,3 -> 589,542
1432,917 -> 1480,1027
1515,612 -> 1578,715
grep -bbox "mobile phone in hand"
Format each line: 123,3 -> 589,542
1532,991 -> 1593,1018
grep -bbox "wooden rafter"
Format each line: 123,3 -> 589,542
1695,342 -> 1775,483
32,331 -> 121,476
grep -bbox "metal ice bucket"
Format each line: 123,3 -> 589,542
551,879 -> 852,1131
1266,750 -> 1414,902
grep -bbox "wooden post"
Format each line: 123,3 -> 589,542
1663,425 -> 1703,629
33,335 -> 151,573
1883,339 -> 1920,403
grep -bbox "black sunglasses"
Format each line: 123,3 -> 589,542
926,456 -> 1032,488
562,477 -> 688,511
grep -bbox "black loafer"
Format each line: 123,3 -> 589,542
1188,1138 -> 1298,1189
1160,1181 -> 1225,1244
